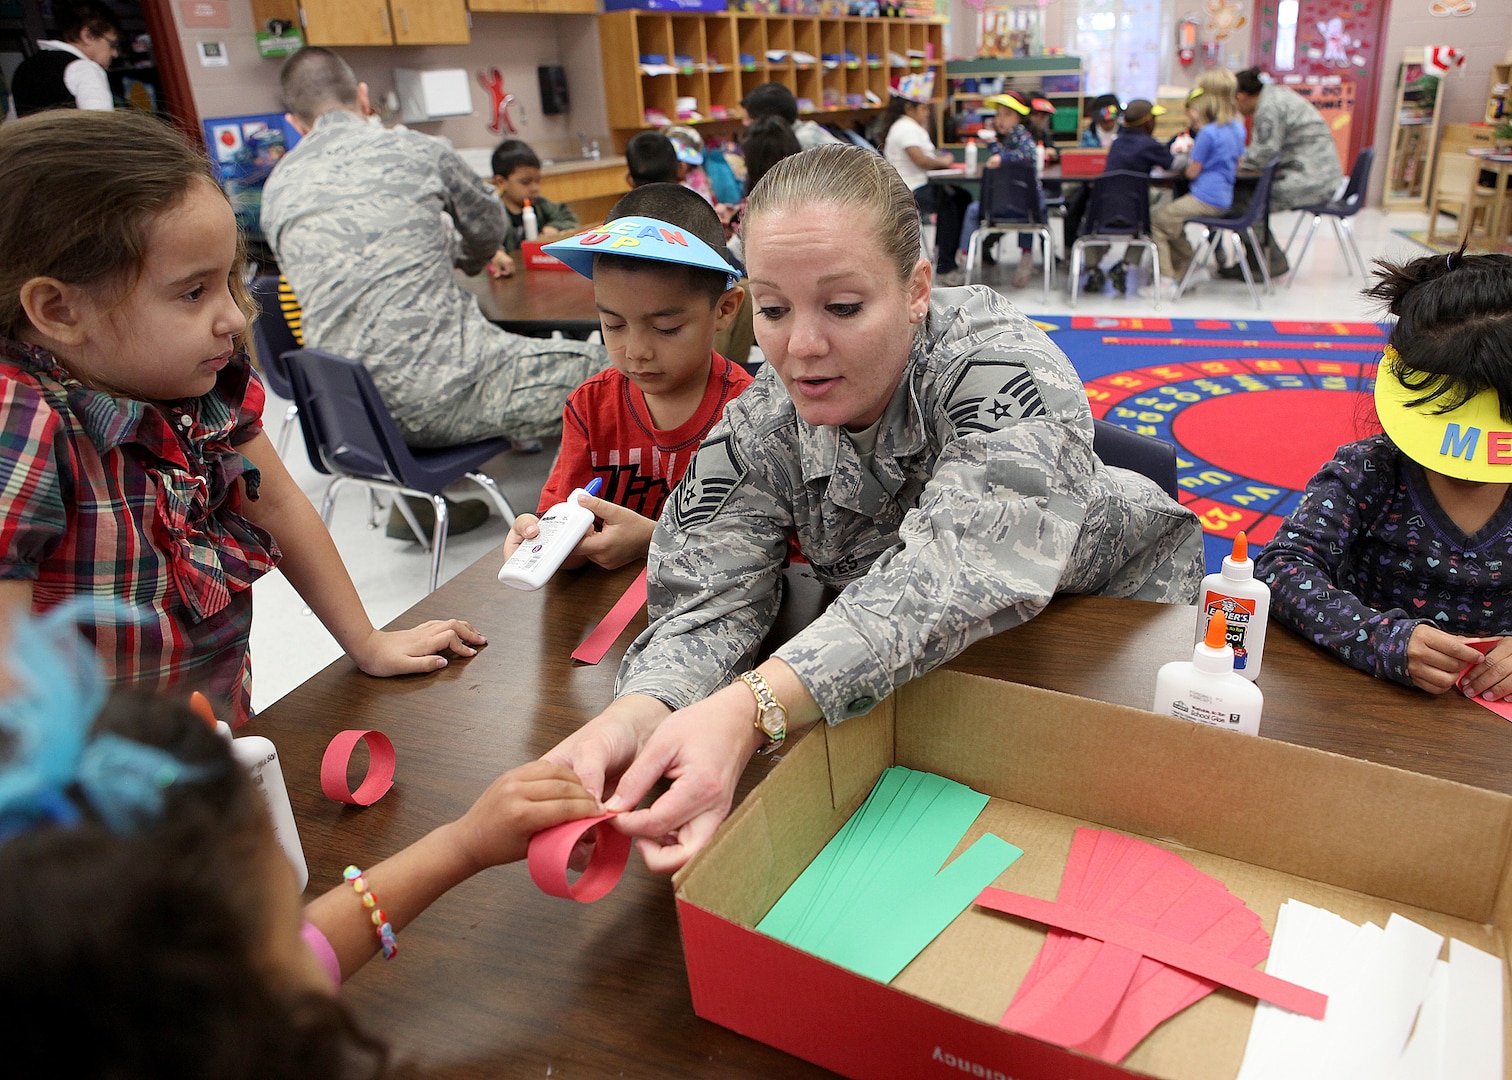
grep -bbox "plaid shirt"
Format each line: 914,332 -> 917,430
0,339 -> 279,725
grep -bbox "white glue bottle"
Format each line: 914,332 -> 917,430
1154,610 -> 1264,735
522,198 -> 539,243
497,477 -> 603,591
964,136 -> 978,175
191,692 -> 309,892
1195,530 -> 1271,681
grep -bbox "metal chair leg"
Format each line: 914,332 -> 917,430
427,494 -> 448,594
320,476 -> 349,526
1039,227 -> 1052,304
466,471 -> 517,528
964,229 -> 983,285
1287,216 -> 1324,288
275,404 -> 298,457
367,489 -> 383,530
1247,226 -> 1274,295
1069,239 -> 1084,307
393,495 -> 432,552
1173,230 -> 1215,301
1338,217 -> 1370,279
1282,211 -> 1308,261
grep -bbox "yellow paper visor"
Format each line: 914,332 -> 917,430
1375,358 -> 1512,482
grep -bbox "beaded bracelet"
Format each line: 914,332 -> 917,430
343,865 -> 398,960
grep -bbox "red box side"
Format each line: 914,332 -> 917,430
677,897 -> 1138,1080
521,241 -> 573,271
1058,151 -> 1108,177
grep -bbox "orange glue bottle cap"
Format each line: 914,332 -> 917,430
189,691 -> 218,731
1231,531 -> 1249,563
1204,609 -> 1229,650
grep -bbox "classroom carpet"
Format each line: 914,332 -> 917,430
1030,314 -> 1389,573
1392,227 -> 1512,257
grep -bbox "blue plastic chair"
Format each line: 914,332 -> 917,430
1092,418 -> 1179,500
1068,171 -> 1159,308
1173,160 -> 1280,310
963,160 -> 1054,301
284,348 -> 517,594
1282,147 -> 1375,286
249,274 -> 301,456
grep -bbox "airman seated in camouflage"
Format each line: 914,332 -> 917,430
545,145 -> 1204,875
260,47 -> 605,451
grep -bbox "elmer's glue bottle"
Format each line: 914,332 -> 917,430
522,199 -> 539,243
1196,531 -> 1270,681
190,692 -> 309,892
964,137 -> 978,174
1155,611 -> 1264,735
497,477 -> 603,591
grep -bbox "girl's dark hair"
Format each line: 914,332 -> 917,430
0,109 -> 255,342
1366,248 -> 1512,422
877,93 -> 915,151
0,691 -> 389,1079
741,116 -> 802,198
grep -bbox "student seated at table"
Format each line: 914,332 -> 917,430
1256,250 -> 1512,699
1074,98 -> 1175,296
956,91 -> 1044,290
1144,70 -> 1245,297
625,131 -> 680,188
10,0 -> 120,116
0,110 -> 485,727
503,184 -> 753,571
0,608 -> 599,1079
486,137 -> 580,280
1081,93 -> 1121,149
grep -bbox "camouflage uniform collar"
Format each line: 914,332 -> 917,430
794,356 -> 926,493
312,108 -> 367,132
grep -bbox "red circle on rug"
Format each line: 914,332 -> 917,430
1171,388 -> 1376,492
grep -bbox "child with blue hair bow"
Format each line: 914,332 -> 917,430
0,606 -> 596,1079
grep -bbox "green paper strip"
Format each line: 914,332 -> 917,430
758,767 -> 1023,983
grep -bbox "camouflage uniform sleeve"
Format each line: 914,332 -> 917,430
614,417 -> 792,709
774,414 -> 1095,722
1240,93 -> 1282,171
436,144 -> 507,276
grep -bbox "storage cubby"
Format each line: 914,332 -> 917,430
600,10 -> 946,148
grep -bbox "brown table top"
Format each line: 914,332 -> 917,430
249,552 -> 1501,1077
458,267 -> 599,332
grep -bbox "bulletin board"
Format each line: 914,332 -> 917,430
201,112 -> 302,238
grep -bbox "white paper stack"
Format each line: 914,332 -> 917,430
1238,900 -> 1502,1080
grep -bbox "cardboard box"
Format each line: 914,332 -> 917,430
675,671 -> 1512,1080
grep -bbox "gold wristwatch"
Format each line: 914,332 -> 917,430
739,670 -> 788,755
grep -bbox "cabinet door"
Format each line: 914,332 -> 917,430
391,0 -> 471,44
301,0 -> 393,46
538,0 -> 597,11
470,0 -> 536,11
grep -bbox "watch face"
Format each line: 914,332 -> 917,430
758,705 -> 786,738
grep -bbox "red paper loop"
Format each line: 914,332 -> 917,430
320,729 -> 396,805
527,813 -> 632,903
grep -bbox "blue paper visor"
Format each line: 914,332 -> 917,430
543,216 -> 738,290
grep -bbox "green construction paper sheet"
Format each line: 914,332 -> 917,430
757,766 -> 1022,983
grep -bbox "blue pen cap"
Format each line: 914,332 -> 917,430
543,215 -> 738,291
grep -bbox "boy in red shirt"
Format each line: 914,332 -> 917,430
503,184 -> 752,570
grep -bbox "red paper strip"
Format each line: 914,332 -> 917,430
976,888 -> 1327,1020
320,729 -> 396,805
1457,640 -> 1512,721
527,812 -> 632,903
572,568 -> 649,665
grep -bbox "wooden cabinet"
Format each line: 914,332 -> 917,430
942,56 -> 1083,148
470,0 -> 595,12
299,0 -> 471,46
599,10 -> 944,141
1382,49 -> 1443,210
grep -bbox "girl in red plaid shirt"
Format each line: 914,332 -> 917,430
0,110 -> 488,725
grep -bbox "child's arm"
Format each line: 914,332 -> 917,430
539,197 -> 579,235
1254,452 -> 1451,689
304,759 -> 598,980
236,432 -> 487,675
1410,624 -> 1493,696
573,494 -> 657,570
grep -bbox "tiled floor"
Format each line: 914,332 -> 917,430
248,204 -> 1436,712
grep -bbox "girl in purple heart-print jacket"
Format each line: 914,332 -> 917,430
1255,249 -> 1512,697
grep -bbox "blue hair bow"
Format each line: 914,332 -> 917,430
0,603 -> 201,842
